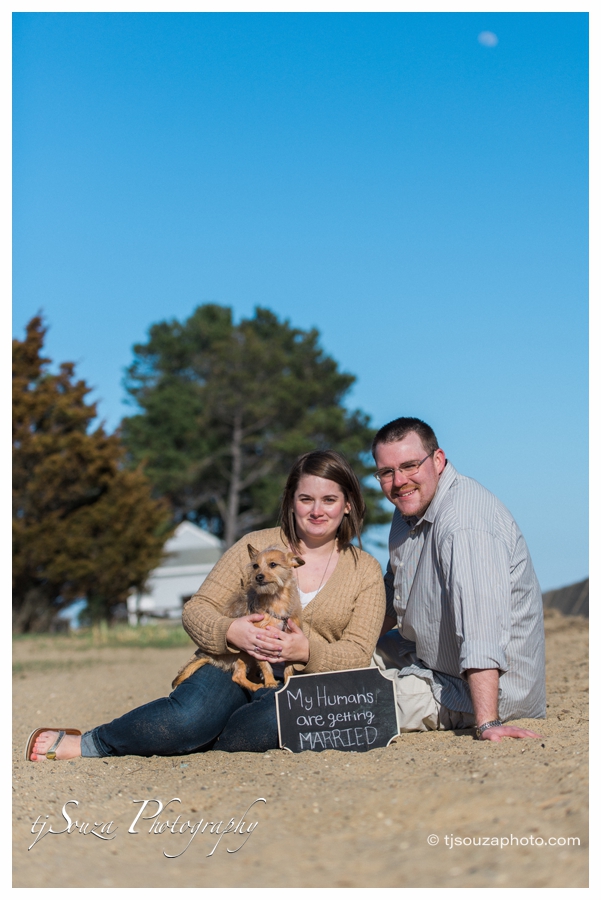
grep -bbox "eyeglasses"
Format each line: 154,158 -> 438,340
373,451 -> 435,484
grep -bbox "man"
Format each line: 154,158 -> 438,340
372,417 -> 545,742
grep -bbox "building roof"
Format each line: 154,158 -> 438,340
160,521 -> 223,569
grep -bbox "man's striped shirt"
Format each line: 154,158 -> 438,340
384,461 -> 546,721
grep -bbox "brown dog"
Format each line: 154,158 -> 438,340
172,544 -> 304,691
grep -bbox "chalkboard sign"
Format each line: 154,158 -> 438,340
275,667 -> 399,753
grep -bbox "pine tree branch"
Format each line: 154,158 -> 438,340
237,458 -> 277,492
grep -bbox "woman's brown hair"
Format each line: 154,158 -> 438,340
279,450 -> 366,554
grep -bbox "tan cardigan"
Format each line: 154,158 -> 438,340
181,527 -> 386,675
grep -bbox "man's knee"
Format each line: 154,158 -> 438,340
393,673 -> 440,732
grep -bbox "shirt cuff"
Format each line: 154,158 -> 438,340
459,641 -> 508,675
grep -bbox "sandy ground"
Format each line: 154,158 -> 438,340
13,609 -> 588,889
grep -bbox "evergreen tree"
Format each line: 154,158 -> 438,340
12,317 -> 172,631
122,304 -> 390,547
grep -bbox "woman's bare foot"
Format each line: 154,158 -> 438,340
30,731 -> 82,761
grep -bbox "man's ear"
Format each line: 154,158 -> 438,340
433,449 -> 446,475
247,544 -> 259,560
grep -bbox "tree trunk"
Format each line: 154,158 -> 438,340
224,413 -> 243,548
12,587 -> 57,633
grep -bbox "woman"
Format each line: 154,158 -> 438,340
26,450 -> 386,760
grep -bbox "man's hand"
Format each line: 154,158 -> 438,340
479,724 -> 544,742
465,667 -> 543,741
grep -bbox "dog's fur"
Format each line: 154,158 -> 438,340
172,544 -> 304,692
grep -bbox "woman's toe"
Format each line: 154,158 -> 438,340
30,730 -> 58,759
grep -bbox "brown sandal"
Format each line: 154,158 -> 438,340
24,728 -> 82,760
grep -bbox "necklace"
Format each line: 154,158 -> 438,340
296,541 -> 336,597
295,541 -> 337,649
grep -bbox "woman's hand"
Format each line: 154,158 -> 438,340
226,616 -> 310,665
226,614 -> 269,655
282,619 -> 310,664
254,619 -> 310,665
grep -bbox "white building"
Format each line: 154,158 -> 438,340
127,521 -> 223,624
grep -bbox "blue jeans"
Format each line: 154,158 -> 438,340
81,664 -> 280,757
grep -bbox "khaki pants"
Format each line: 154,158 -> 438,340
373,634 -> 475,733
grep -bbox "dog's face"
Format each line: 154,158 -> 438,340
246,544 -> 304,595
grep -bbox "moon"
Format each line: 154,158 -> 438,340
478,31 -> 499,47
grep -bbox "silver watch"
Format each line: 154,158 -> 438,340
475,719 -> 503,739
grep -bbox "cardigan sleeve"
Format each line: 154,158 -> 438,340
181,539 -> 245,655
296,553 -> 386,674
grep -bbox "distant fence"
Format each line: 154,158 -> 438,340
542,578 -> 588,618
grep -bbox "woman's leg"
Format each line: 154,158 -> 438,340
215,686 -> 280,753
30,665 -> 250,760
89,664 -> 250,756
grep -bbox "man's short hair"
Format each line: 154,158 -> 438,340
372,417 -> 439,457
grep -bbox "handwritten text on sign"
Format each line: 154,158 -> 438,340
275,667 -> 399,753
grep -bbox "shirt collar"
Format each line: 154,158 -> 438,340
404,460 -> 458,528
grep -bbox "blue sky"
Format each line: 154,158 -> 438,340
13,12 -> 588,591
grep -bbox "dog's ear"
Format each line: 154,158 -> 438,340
291,555 -> 305,568
247,544 -> 259,560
